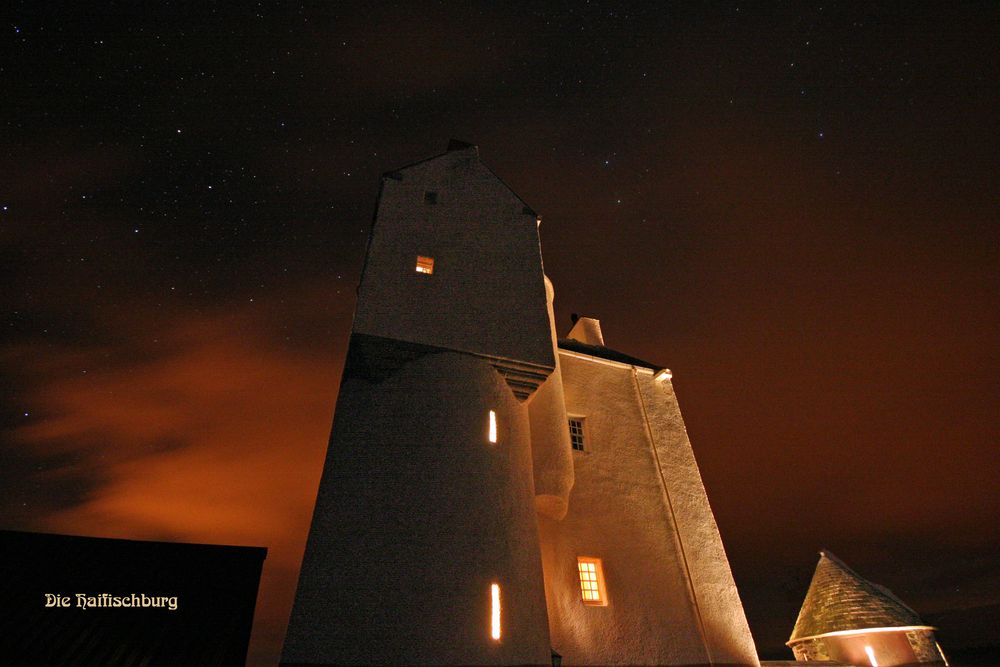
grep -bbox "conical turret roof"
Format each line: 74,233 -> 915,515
789,550 -> 926,643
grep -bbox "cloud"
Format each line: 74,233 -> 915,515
4,298 -> 338,666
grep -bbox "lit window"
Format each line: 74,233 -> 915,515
490,583 -> 501,640
415,256 -> 434,274
577,557 -> 607,605
568,417 -> 585,451
488,410 -> 497,443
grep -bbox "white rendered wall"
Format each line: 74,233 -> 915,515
538,352 -> 759,666
282,348 -> 552,665
634,366 -> 760,666
528,275 -> 575,519
794,630 -> 942,666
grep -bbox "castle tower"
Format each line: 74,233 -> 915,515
283,142 -> 759,666
281,142 -> 556,666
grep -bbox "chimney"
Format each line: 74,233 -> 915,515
567,316 -> 604,346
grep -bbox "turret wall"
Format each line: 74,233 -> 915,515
282,345 -> 551,665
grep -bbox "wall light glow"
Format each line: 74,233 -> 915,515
488,410 -> 497,443
491,583 -> 501,640
865,645 -> 878,667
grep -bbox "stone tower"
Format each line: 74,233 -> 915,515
281,141 -> 556,666
282,142 -> 760,666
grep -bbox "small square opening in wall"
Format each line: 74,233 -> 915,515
577,557 -> 607,606
424,191 -> 438,204
415,256 -> 434,274
568,417 -> 585,451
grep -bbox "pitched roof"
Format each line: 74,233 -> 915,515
557,338 -> 663,371
789,550 -> 926,643
381,140 -> 537,216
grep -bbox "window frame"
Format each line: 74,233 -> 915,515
576,556 -> 608,606
568,415 -> 587,452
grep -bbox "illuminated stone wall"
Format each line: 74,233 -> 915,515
790,637 -> 832,662
527,276 -> 575,521
906,629 -> 944,663
790,629 -> 945,666
536,331 -> 760,666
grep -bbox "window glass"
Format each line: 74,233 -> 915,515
568,417 -> 585,451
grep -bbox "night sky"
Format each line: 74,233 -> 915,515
2,2 -> 998,665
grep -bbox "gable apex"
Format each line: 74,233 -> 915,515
446,138 -> 477,152
381,142 -> 536,218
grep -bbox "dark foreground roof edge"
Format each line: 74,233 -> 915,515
0,529 -> 267,558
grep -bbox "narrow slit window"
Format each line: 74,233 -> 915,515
415,256 -> 434,274
568,417 -> 585,451
488,410 -> 497,443
577,557 -> 607,605
490,583 -> 501,640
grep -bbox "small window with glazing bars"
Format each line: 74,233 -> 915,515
568,417 -> 585,451
577,557 -> 607,605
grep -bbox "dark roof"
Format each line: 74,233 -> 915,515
381,140 -> 477,178
446,138 -> 476,151
0,530 -> 266,666
557,338 -> 663,371
789,551 -> 926,643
